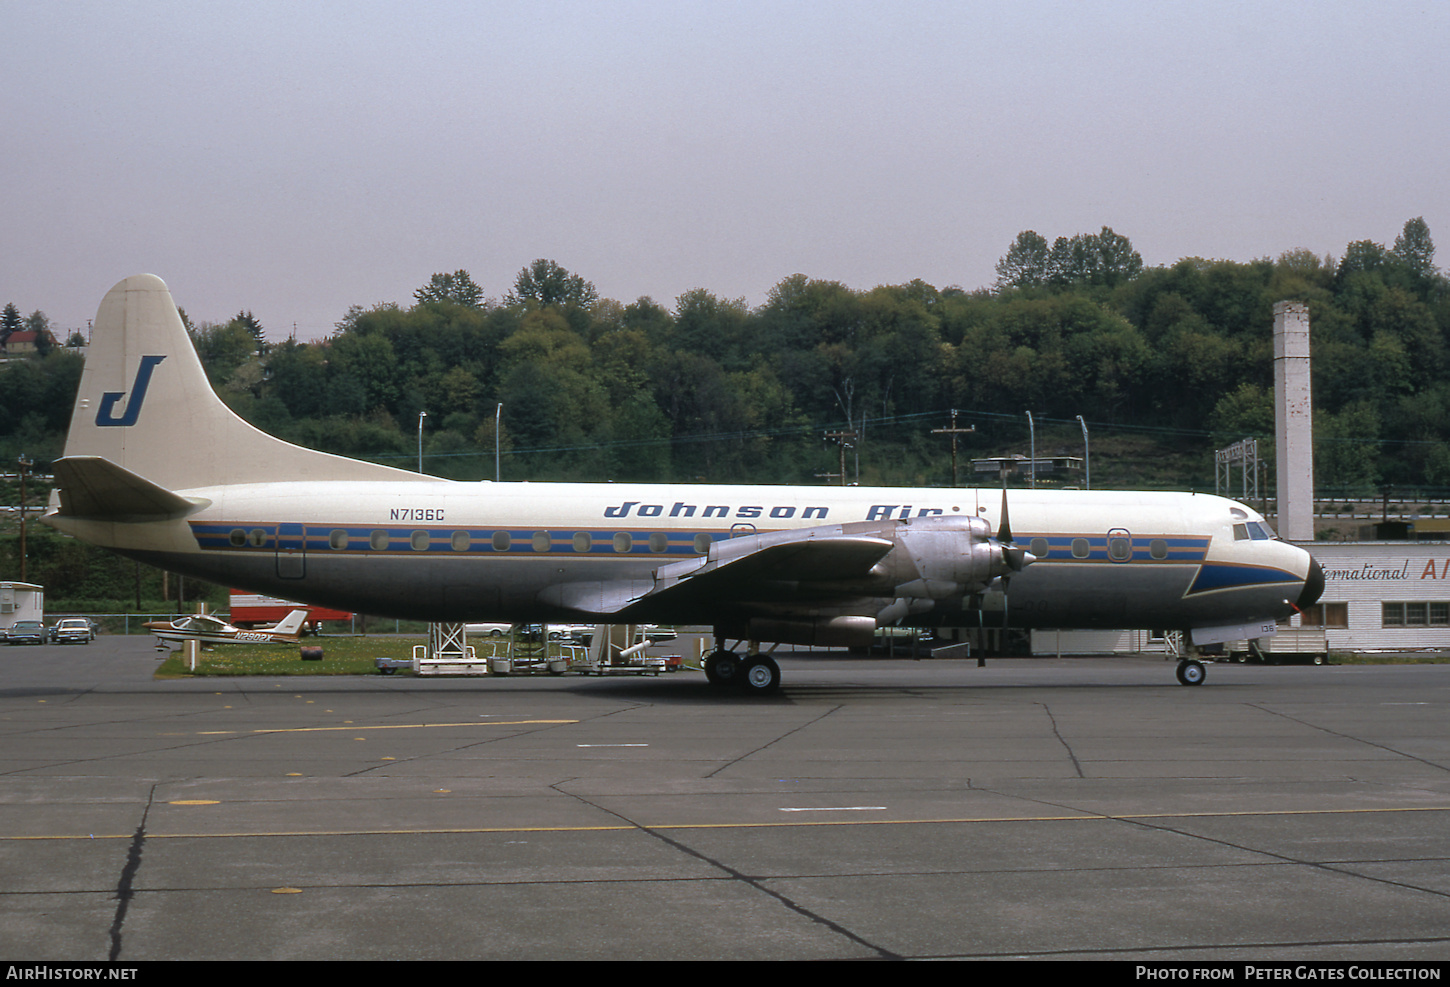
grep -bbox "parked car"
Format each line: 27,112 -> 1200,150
6,620 -> 47,646
464,622 -> 512,638
52,618 -> 95,645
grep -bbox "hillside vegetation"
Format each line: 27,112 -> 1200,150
3,221 -> 1447,604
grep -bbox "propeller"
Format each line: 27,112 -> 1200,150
993,488 -> 1037,632
997,488 -> 1031,574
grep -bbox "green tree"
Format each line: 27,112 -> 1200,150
328,331 -> 401,412
1,303 -> 22,342
508,259 -> 597,308
1316,401 -> 1380,493
263,339 -> 331,418
1046,227 -> 1143,288
190,320 -> 258,384
672,288 -> 750,366
995,230 -> 1050,290
1392,217 -> 1436,281
233,310 -> 265,354
414,270 -> 485,308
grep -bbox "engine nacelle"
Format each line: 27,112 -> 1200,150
864,514 -> 1034,601
738,616 -> 877,648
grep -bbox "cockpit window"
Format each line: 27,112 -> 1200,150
1233,521 -> 1278,541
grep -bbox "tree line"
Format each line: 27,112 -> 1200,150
5,222 -> 1449,498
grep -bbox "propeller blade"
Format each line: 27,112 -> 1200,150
997,489 -> 1034,574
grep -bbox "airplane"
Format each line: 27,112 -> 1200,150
42,275 -> 1324,692
143,609 -> 310,649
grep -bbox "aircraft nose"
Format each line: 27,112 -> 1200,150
1298,555 -> 1325,609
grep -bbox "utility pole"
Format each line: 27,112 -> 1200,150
931,410 -> 975,486
17,455 -> 31,581
819,430 -> 858,486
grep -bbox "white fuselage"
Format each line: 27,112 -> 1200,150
50,478 -> 1319,632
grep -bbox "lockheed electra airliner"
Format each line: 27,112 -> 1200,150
43,275 -> 1324,692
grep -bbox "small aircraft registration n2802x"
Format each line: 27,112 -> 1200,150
143,609 -> 311,649
43,275 -> 1324,691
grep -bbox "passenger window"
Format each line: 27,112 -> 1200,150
330,529 -> 349,550
230,528 -> 246,547
410,530 -> 430,551
1149,539 -> 1167,560
613,532 -> 633,553
650,532 -> 669,554
492,531 -> 511,551
1030,538 -> 1048,558
1108,537 -> 1131,561
249,528 -> 267,548
532,531 -> 551,553
369,530 -> 389,551
1071,538 -> 1090,559
693,533 -> 712,555
573,531 -> 591,553
451,531 -> 471,552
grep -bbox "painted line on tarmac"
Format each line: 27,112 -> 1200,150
193,719 -> 578,735
8,804 -> 1450,842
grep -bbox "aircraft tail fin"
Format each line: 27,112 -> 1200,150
271,609 -> 310,636
61,275 -> 419,492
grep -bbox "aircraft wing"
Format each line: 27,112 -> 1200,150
50,456 -> 211,521
654,534 -> 894,594
538,531 -> 894,615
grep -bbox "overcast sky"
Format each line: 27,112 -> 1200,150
5,0 -> 1447,341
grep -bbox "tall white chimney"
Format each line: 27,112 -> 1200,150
1274,301 -> 1314,541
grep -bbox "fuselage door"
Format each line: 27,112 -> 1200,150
276,522 -> 306,579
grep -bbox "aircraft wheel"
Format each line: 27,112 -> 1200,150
741,655 -> 781,694
704,650 -> 742,687
1176,659 -> 1206,686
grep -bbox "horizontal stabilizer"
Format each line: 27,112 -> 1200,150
50,456 -> 210,521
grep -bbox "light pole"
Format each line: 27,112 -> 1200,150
495,402 -> 502,482
1025,411 -> 1035,488
417,410 -> 427,473
1076,415 -> 1090,490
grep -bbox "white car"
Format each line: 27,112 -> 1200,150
52,618 -> 95,644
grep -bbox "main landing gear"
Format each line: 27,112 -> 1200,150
704,648 -> 781,694
1175,658 -> 1206,686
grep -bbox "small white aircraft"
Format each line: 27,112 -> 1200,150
44,275 -> 1324,691
143,609 -> 311,648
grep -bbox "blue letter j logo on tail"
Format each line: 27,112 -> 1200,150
96,355 -> 167,427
